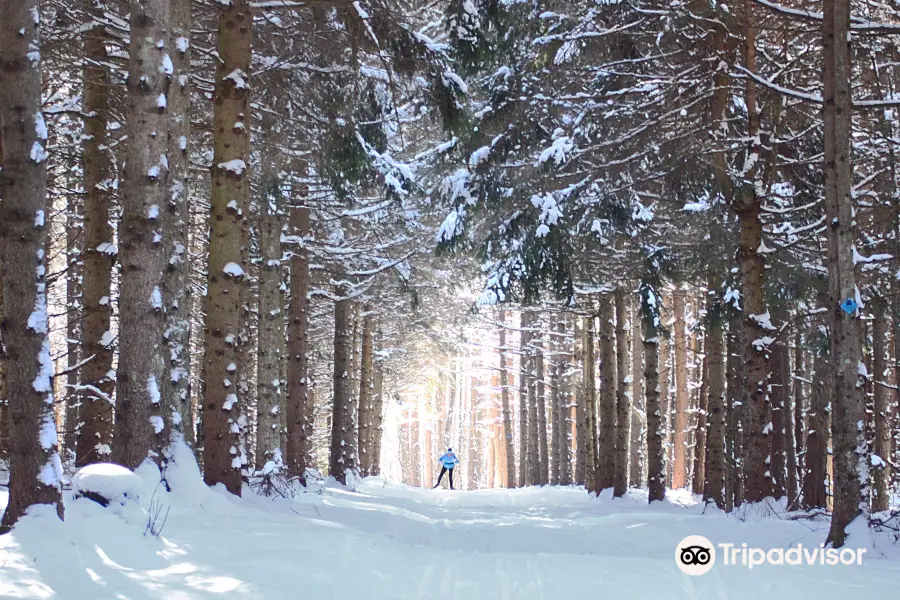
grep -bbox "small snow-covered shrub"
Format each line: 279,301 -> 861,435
72,463 -> 142,507
249,451 -> 293,499
871,510 -> 900,545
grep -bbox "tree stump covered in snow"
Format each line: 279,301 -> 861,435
72,463 -> 143,507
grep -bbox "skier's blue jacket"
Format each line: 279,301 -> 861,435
439,452 -> 459,469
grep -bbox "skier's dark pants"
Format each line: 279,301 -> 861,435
435,466 -> 454,488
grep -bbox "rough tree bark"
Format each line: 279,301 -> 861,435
498,311 -> 516,487
630,297 -> 644,487
255,165 -> 285,469
737,0 -> 774,504
202,0 -> 253,494
598,296 -> 616,492
112,0 -> 170,470
550,320 -> 561,486
518,311 -> 531,487
614,288 -> 630,497
641,287 -> 665,503
703,279 -> 727,509
162,0 -> 193,449
557,318 -> 572,485
330,297 -> 357,484
872,305 -> 890,512
286,184 -> 311,481
574,317 -> 587,485
583,315 -> 598,490
802,340 -> 830,509
823,0 -> 867,547
535,326 -> 548,485
357,312 -> 375,476
672,289 -> 689,490
370,328 -> 385,475
692,349 -> 709,496
77,0 -> 116,467
0,0 -> 65,529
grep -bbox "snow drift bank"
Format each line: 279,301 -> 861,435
1,453 -> 899,599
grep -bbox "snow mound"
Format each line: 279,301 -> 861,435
72,463 -> 143,505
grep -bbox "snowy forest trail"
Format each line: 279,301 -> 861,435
2,466 -> 899,599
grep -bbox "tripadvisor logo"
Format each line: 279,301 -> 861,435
675,535 -> 867,576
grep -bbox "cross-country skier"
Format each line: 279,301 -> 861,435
434,448 -> 459,490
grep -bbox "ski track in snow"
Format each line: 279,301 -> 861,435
1,469 -> 899,599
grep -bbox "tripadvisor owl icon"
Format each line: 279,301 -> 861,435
675,535 -> 716,576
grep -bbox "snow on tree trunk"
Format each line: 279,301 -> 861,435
64,192 -> 82,456
286,189 -> 311,481
498,311 -> 516,487
574,317 -> 586,485
556,317 -> 572,485
736,1 -> 773,504
703,277 -> 727,510
629,298 -> 644,488
0,0 -> 65,529
526,316 -> 540,486
255,169 -> 285,470
641,286 -> 664,503
330,297 -> 357,484
769,318 -> 789,501
672,289 -> 689,490
534,325 -> 548,485
872,306 -> 890,512
113,0 -> 170,471
598,296 -> 616,492
162,0 -> 194,448
692,346 -> 709,496
202,0 -> 253,495
549,319 -> 561,486
614,288 -> 630,497
803,339 -> 830,509
357,312 -> 374,476
77,0 -> 116,467
823,0 -> 867,547
370,329 -> 385,476
517,311 -> 531,487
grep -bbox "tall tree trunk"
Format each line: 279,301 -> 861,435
370,328 -> 385,475
0,0 -> 65,529
77,0 -> 116,467
518,311 -> 531,486
574,317 -> 586,485
703,276 -> 727,509
614,288 -> 630,497
598,296 -> 616,492
738,0 -> 773,504
162,0 -> 193,450
557,317 -> 572,485
357,312 -> 374,476
872,306 -> 891,512
823,0 -> 867,547
640,286 -> 665,503
64,192 -> 83,457
630,297 -> 644,487
330,298 -> 357,484
770,319 -> 790,502
202,0 -> 252,494
583,314 -> 598,490
113,0 -> 170,470
550,321 -> 561,486
0,250 -> 6,462
803,341 -> 830,509
286,187 -> 311,481
658,318 -> 671,486
535,326 -> 548,485
727,320 -> 745,509
672,289 -> 689,489
498,311 -> 516,487
255,168 -> 285,469
692,350 -> 709,496
793,332 -> 806,482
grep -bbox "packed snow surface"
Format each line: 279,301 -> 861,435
2,458 -> 899,598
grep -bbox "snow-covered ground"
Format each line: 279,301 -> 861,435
2,456 -> 899,598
